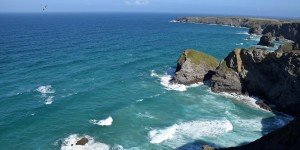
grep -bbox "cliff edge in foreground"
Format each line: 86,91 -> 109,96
220,117 -> 300,150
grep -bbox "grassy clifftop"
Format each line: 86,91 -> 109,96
178,49 -> 219,68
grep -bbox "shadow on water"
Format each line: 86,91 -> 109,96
176,139 -> 218,150
261,112 -> 293,135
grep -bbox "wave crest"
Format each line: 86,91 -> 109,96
61,134 -> 110,150
89,116 -> 113,126
148,119 -> 233,144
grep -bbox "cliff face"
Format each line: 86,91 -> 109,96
176,17 -> 281,28
211,48 -> 300,116
172,49 -> 219,85
219,117 -> 300,150
262,23 -> 300,41
262,23 -> 300,50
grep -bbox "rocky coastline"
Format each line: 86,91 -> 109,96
176,17 -> 300,49
173,17 -> 300,150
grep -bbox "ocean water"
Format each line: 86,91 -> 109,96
0,13 -> 292,150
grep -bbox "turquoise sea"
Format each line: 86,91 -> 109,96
0,13 -> 292,150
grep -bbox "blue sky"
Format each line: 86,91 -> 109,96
0,0 -> 299,17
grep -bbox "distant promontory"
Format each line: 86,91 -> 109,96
176,17 -> 300,49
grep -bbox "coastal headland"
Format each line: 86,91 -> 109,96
176,17 -> 300,49
173,17 -> 300,150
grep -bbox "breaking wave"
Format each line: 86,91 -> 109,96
150,70 -> 203,92
61,134 -> 111,150
148,119 -> 233,144
89,116 -> 113,126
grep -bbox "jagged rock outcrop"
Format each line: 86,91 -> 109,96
219,117 -> 300,150
257,32 -> 274,47
262,23 -> 300,50
172,49 -> 219,85
262,23 -> 300,42
211,48 -> 300,116
248,26 -> 262,35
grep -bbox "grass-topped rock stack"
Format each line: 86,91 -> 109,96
171,49 -> 219,85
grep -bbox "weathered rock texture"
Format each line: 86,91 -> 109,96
219,117 -> 300,150
211,48 -> 300,116
248,26 -> 262,35
75,137 -> 89,145
257,32 -> 274,47
172,49 -> 219,85
262,23 -> 300,41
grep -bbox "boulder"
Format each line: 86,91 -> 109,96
172,49 -> 219,85
75,137 -> 89,146
257,32 -> 274,47
211,48 -> 300,116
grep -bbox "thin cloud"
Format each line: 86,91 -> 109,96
125,0 -> 150,5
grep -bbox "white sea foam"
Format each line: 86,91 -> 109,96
61,134 -> 110,150
235,43 -> 244,45
149,124 -> 178,144
150,70 -> 160,78
151,70 -> 203,92
169,20 -> 179,23
137,112 -> 155,119
89,116 -> 113,126
136,99 -> 144,102
220,92 -> 264,110
36,85 -> 55,94
148,119 -> 233,144
236,31 -> 249,35
45,96 -> 54,105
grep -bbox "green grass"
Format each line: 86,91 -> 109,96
180,49 -> 219,68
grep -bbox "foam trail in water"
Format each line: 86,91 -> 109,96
89,116 -> 113,126
236,31 -> 249,35
45,96 -> 54,105
149,119 -> 233,144
149,124 -> 178,144
137,112 -> 156,119
37,85 -> 55,105
61,134 -> 111,150
36,85 -> 55,94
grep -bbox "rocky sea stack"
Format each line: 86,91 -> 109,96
257,32 -> 274,47
171,49 -> 219,85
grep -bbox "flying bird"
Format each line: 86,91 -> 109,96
43,5 -> 48,11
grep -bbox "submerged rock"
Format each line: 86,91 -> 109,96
257,32 -> 274,47
211,47 -> 300,116
172,49 -> 219,85
75,137 -> 89,145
